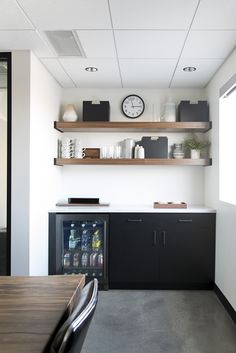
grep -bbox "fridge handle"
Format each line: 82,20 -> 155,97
127,219 -> 143,222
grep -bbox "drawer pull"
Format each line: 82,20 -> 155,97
127,219 -> 143,223
178,219 -> 193,223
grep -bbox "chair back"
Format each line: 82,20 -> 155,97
50,278 -> 98,353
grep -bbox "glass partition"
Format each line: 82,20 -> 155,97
0,53 -> 11,275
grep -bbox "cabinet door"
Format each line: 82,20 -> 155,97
109,214 -> 159,288
158,214 -> 215,287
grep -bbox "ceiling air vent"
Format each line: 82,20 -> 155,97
45,30 -> 85,57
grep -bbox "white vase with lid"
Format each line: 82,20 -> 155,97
62,104 -> 78,122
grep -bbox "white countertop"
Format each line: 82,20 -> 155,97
49,204 -> 216,213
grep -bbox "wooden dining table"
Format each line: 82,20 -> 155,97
0,275 -> 85,353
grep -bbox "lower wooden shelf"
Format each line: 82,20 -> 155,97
54,158 -> 212,166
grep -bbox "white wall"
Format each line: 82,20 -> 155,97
11,51 -> 62,275
11,51 -> 31,275
60,88 -> 206,205
205,49 -> 236,310
29,53 -> 62,275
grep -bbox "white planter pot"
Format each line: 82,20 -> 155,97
62,104 -> 78,122
191,149 -> 200,159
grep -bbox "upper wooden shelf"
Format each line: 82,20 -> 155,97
54,121 -> 212,133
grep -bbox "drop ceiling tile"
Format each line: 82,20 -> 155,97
115,30 -> 187,58
110,0 -> 198,29
171,58 -> 224,88
192,0 -> 236,30
76,30 -> 116,58
182,31 -> 236,59
59,58 -> 122,88
18,0 -> 112,30
119,59 -> 177,88
0,30 -> 54,57
41,58 -> 75,87
0,0 -> 33,30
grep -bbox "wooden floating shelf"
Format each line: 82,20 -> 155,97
54,121 -> 212,133
54,158 -> 212,166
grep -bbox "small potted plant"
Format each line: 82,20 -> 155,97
183,134 -> 210,159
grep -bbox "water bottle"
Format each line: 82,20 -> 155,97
63,251 -> 71,268
90,253 -> 98,267
73,252 -> 79,267
81,230 -> 89,251
92,229 -> 102,251
75,228 -> 81,250
97,253 -> 103,267
81,252 -> 88,267
69,223 -> 76,250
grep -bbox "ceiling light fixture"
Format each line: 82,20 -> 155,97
183,66 -> 197,72
85,67 -> 98,72
44,30 -> 85,57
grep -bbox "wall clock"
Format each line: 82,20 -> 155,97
121,95 -> 145,119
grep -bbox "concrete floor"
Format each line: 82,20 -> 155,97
83,290 -> 236,353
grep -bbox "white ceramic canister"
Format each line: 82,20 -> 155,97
162,100 -> 176,122
134,145 -> 140,158
123,138 -> 135,158
137,146 -> 145,159
62,104 -> 78,122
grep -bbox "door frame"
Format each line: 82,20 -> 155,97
0,52 -> 12,275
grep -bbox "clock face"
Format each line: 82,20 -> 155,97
122,95 -> 145,119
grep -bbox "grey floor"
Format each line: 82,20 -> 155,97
82,290 -> 236,353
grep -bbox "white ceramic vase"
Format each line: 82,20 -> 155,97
191,149 -> 200,159
62,104 -> 78,122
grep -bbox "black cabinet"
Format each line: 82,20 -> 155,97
157,214 -> 215,288
109,213 -> 215,289
109,214 -> 159,288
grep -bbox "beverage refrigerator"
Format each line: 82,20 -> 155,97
49,213 -> 109,289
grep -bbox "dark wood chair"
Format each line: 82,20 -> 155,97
50,278 -> 98,353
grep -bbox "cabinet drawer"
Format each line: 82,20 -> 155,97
156,213 -> 215,228
110,213 -> 155,226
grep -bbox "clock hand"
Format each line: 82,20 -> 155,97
133,106 -> 142,108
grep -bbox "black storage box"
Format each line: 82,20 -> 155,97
83,101 -> 110,121
136,136 -> 168,158
178,100 -> 209,122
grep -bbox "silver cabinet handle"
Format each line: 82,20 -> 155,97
153,231 -> 157,246
162,231 -> 166,248
127,219 -> 143,222
178,219 -> 193,223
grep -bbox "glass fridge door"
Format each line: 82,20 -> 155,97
61,216 -> 108,284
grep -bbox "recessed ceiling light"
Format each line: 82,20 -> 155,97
85,67 -> 98,72
183,66 -> 197,72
